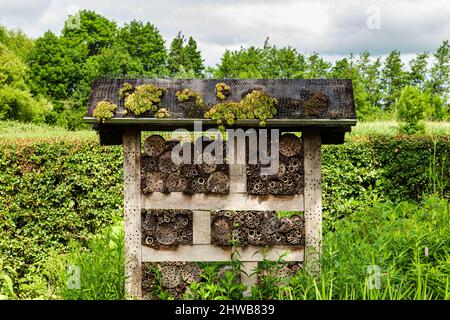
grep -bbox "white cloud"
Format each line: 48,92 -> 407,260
0,0 -> 449,66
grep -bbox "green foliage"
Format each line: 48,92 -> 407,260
48,224 -> 126,300
27,31 -> 88,102
256,195 -> 450,300
168,32 -> 204,77
85,45 -> 145,79
322,135 -> 450,229
0,140 -> 123,298
381,50 -> 407,112
124,84 -> 165,115
0,25 -> 34,62
214,39 -> 306,79
205,89 -> 277,128
0,86 -> 52,122
92,100 -> 118,123
117,20 -> 167,75
396,86 -> 427,134
62,10 -> 117,56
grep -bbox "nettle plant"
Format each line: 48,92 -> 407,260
124,84 -> 166,116
92,100 -> 118,123
205,89 -> 278,130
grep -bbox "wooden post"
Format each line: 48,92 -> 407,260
303,128 -> 322,272
123,129 -> 142,299
241,262 -> 258,297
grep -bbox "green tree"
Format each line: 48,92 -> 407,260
0,25 -> 34,60
304,53 -> 331,79
357,51 -> 382,111
429,40 -> 450,101
0,43 -> 51,122
61,10 -> 116,56
167,32 -> 204,77
396,86 -> 427,134
331,56 -> 378,120
214,46 -> 263,78
27,31 -> 88,102
408,52 -> 429,90
117,20 -> 167,75
260,39 -> 306,78
381,50 -> 406,111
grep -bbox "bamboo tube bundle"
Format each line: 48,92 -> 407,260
141,209 -> 193,248
141,134 -> 230,194
211,211 -> 305,246
246,133 -> 305,195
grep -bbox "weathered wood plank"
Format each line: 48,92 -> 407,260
141,192 -> 304,211
123,129 -> 142,299
142,245 -> 304,262
192,211 -> 211,244
241,262 -> 258,297
302,129 -> 322,271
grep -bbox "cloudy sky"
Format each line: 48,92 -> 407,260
1,0 -> 450,66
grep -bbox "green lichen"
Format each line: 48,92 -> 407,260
124,84 -> 166,116
118,83 -> 134,100
205,89 -> 277,129
215,82 -> 231,100
93,100 -> 118,123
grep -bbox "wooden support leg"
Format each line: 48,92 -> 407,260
123,129 -> 142,299
303,129 -> 322,272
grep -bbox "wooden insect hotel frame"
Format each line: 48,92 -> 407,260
84,78 -> 356,298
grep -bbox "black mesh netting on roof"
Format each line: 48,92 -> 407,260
86,78 -> 356,120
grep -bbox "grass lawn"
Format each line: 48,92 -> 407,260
0,120 -> 449,144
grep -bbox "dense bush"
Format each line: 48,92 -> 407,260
0,134 -> 449,298
0,140 -> 123,298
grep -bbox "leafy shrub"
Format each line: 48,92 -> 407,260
396,86 -> 427,134
0,140 -> 123,298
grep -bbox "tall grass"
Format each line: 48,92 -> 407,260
46,224 -> 126,300
350,121 -> 450,136
256,195 -> 450,300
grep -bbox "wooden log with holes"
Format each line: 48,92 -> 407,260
302,128 -> 322,272
123,129 -> 142,299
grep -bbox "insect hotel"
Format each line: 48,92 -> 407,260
84,78 -> 356,299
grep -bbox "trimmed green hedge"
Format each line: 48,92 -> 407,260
0,135 -> 449,296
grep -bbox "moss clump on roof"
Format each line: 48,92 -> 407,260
215,82 -> 231,100
176,88 -> 204,106
124,84 -> 166,116
155,108 -> 171,118
93,100 -> 118,123
118,83 -> 134,100
303,91 -> 329,117
205,89 -> 277,130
